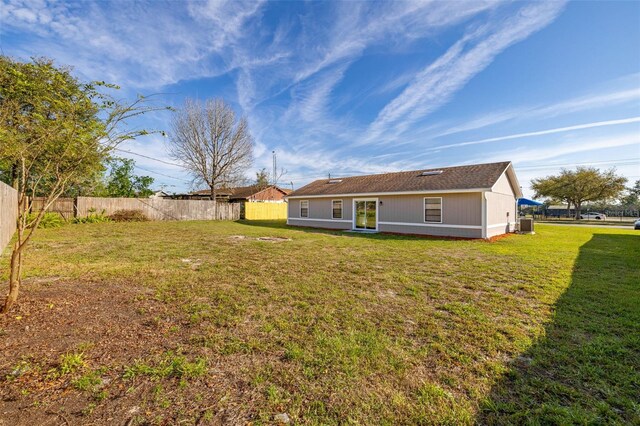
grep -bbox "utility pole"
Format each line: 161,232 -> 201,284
272,150 -> 277,187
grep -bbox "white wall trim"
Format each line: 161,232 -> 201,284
288,188 -> 488,199
331,199 -> 343,219
288,217 -> 352,223
423,196 -> 443,224
300,200 -> 309,218
481,192 -> 488,239
379,221 -> 482,230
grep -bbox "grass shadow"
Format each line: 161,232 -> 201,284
479,233 -> 640,424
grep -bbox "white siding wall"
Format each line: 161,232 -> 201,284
485,172 -> 517,238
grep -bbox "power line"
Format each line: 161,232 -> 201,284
516,158 -> 640,170
133,164 -> 191,183
115,148 -> 182,167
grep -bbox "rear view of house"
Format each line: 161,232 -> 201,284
287,161 -> 522,239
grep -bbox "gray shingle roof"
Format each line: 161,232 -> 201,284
288,162 -> 511,197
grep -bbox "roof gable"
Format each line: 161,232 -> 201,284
289,162 -> 513,197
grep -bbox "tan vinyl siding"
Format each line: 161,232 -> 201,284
288,193 -> 483,237
288,198 -> 354,220
484,172 -> 518,237
378,193 -> 481,226
492,171 -> 516,195
288,199 -> 299,218
485,191 -> 517,237
287,218 -> 352,230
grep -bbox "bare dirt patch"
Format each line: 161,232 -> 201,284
228,235 -> 291,243
0,280 -> 259,425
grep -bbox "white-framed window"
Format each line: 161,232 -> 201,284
332,199 -> 343,219
424,197 -> 442,223
300,200 -> 309,218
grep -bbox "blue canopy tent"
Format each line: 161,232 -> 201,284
518,198 -> 543,206
517,198 -> 543,220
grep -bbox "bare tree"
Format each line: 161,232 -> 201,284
168,99 -> 254,208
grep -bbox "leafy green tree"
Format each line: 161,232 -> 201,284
0,56 -> 168,313
0,159 -> 12,186
103,157 -> 154,197
532,167 -> 627,219
255,168 -> 270,188
620,180 -> 640,210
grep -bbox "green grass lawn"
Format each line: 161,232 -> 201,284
0,221 -> 638,425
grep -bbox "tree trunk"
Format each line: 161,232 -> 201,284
11,163 -> 19,190
210,185 -> 217,219
575,202 -> 582,220
1,238 -> 23,314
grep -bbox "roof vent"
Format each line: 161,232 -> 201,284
420,170 -> 443,176
328,179 -> 343,184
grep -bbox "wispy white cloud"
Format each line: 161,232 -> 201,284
0,0 -> 264,88
240,1 -> 509,177
362,1 -> 567,145
431,85 -> 640,139
474,132 -> 640,166
422,116 -> 640,153
10,0 -> 636,195
187,0 -> 265,49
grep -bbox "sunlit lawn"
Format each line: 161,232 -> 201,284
1,221 -> 638,424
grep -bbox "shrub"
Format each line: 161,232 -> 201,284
59,352 -> 86,375
109,209 -> 149,222
26,212 -> 65,229
72,208 -> 111,224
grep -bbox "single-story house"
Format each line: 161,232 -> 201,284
187,185 -> 291,202
286,161 -> 522,239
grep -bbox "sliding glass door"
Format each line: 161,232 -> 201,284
354,199 -> 377,230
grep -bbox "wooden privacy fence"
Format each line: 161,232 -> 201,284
76,197 -> 240,221
30,196 -> 240,221
0,182 -> 18,252
244,202 -> 288,220
31,197 -> 75,220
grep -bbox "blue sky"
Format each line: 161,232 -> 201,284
1,0 -> 639,197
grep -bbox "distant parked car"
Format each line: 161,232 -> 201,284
580,212 -> 606,220
635,218 -> 640,230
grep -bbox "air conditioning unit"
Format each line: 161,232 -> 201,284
519,218 -> 534,234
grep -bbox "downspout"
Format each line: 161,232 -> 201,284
481,191 -> 488,239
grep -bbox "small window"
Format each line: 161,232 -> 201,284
328,179 -> 343,184
424,197 -> 442,223
420,170 -> 443,176
332,200 -> 343,219
300,200 -> 309,218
